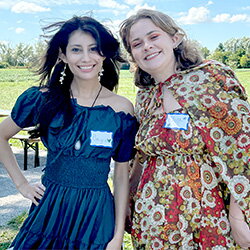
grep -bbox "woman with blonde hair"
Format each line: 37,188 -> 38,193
120,9 -> 250,249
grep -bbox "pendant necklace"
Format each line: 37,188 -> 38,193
72,84 -> 103,150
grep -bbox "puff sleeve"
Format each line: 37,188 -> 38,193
11,86 -> 45,128
112,113 -> 138,163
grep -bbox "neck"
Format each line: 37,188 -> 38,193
71,78 -> 101,99
151,60 -> 177,83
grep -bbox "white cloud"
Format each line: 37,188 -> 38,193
98,0 -> 128,10
242,6 -> 250,10
126,3 -> 156,18
212,13 -> 250,23
212,13 -> 231,23
15,27 -> 25,34
11,1 -> 50,13
103,19 -> 123,35
124,0 -> 144,5
178,7 -> 210,25
230,14 -> 250,22
0,1 -> 12,9
207,1 -> 213,6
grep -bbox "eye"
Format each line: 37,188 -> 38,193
71,47 -> 81,53
150,34 -> 159,40
132,42 -> 141,48
90,46 -> 98,52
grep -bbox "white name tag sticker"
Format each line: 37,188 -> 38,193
90,130 -> 113,148
163,113 -> 190,130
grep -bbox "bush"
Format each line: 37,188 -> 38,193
0,62 -> 9,68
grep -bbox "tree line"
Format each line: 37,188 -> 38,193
0,37 -> 250,69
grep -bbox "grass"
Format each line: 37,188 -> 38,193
0,212 -> 27,249
0,68 -> 249,249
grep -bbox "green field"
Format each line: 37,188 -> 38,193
0,68 -> 249,111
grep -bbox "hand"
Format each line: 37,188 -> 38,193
105,237 -> 123,250
17,182 -> 46,206
229,214 -> 250,249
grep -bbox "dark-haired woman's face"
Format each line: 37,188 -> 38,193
61,30 -> 105,82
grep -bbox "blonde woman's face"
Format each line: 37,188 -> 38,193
129,18 -> 179,81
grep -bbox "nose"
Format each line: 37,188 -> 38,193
81,50 -> 91,61
143,41 -> 153,51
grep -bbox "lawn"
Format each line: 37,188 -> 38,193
0,67 -> 249,249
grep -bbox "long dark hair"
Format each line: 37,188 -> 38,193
35,16 -> 124,136
119,9 -> 203,87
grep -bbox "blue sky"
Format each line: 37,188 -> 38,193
0,0 -> 250,52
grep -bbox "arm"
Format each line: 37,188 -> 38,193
229,195 -> 250,248
0,117 -> 45,206
106,161 -> 129,250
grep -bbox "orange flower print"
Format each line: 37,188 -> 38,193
209,101 -> 228,119
221,115 -> 242,135
187,162 -> 200,180
163,224 -> 178,240
176,132 -> 190,149
188,181 -> 202,200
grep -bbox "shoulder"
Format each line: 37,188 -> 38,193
102,88 -> 134,115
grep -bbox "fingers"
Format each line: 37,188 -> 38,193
19,182 -> 46,206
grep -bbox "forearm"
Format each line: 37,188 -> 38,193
113,162 -> 129,238
0,117 -> 28,188
0,138 -> 28,188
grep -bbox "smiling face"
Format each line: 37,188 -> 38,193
61,29 -> 105,82
129,18 -> 180,82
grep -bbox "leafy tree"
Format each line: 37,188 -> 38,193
240,55 -> 250,68
201,47 -> 210,59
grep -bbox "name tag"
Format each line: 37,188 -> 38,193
163,113 -> 190,130
90,130 -> 113,148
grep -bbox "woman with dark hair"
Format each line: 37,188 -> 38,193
120,9 -> 250,249
0,16 -> 138,249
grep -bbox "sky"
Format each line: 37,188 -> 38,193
0,0 -> 250,52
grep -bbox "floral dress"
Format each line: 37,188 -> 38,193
131,60 -> 250,249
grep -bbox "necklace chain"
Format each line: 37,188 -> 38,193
91,85 -> 102,107
70,85 -> 103,107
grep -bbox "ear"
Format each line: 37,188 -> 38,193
58,48 -> 67,63
172,33 -> 184,48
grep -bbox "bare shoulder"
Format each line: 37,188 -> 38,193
102,88 -> 134,116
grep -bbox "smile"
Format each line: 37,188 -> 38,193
145,52 -> 161,60
79,65 -> 94,70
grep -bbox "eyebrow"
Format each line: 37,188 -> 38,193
130,30 -> 160,43
68,43 -> 97,47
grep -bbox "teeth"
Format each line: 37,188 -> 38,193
79,66 -> 93,70
146,52 -> 159,60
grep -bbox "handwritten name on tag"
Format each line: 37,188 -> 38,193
163,113 -> 190,130
90,130 -> 113,148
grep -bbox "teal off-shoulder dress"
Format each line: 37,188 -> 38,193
10,87 -> 138,250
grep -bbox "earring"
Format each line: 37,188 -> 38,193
59,64 -> 67,85
98,68 -> 104,81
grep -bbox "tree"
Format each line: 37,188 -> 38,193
14,43 -> 34,66
201,47 -> 210,59
240,55 -> 250,68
